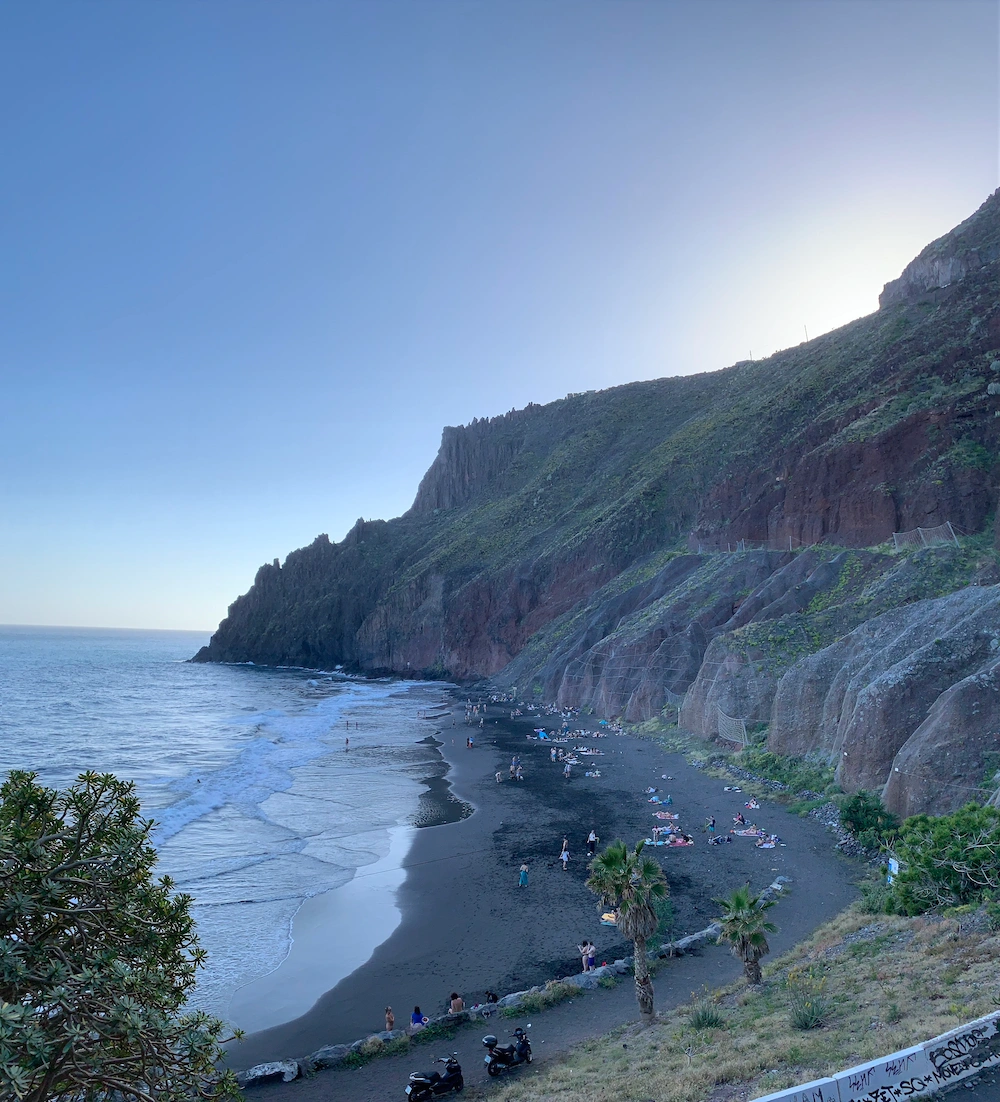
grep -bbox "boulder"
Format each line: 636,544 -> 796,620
304,1044 -> 351,1070
236,1060 -> 300,1088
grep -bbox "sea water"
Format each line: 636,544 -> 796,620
0,626 -> 452,1029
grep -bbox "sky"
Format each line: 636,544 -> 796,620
2,0 -> 998,631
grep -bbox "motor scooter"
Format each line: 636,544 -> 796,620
483,1026 -> 532,1076
404,1053 -> 464,1099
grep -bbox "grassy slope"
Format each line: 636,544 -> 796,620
486,905 -> 999,1102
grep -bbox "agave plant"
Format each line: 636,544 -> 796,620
586,840 -> 668,1022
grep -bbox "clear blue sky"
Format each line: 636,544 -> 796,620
2,0 -> 997,630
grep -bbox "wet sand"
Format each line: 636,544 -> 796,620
228,704 -> 860,1070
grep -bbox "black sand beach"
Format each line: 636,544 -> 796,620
229,702 -> 860,1074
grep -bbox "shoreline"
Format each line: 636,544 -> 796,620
226,702 -> 861,1070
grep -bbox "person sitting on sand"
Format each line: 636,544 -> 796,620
410,1006 -> 428,1033
745,798 -> 760,810
733,812 -> 747,825
485,991 -> 499,1004
449,992 -> 464,1013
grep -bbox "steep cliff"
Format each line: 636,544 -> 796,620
196,191 -> 1000,814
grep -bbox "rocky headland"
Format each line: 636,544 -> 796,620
195,190 -> 1000,817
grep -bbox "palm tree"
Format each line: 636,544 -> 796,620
586,840 -> 667,1022
715,883 -> 778,985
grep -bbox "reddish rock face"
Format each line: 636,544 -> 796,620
693,408 -> 994,552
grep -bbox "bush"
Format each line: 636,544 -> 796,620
689,1004 -> 725,1029
735,749 -> 836,794
858,878 -> 892,915
786,964 -> 832,1030
598,974 -> 618,989
840,790 -> 899,848
887,803 -> 1000,915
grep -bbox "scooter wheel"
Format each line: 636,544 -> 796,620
525,1053 -> 532,1064
487,1062 -> 502,1078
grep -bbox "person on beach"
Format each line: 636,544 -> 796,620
707,815 -> 716,834
345,737 -> 349,751
496,771 -> 503,784
587,941 -> 597,972
577,939 -> 590,972
550,747 -> 557,762
410,1006 -> 428,1033
586,829 -> 598,856
385,1006 -> 394,1031
560,838 -> 570,869
515,764 -> 523,781
449,993 -> 464,1013
563,762 -> 572,780
519,863 -> 529,887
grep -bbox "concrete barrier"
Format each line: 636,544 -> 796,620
752,1011 -> 1000,1102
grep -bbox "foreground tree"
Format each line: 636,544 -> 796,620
715,883 -> 778,986
586,840 -> 667,1022
0,770 -> 241,1102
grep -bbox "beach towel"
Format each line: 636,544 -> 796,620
732,827 -> 765,837
667,839 -> 694,847
654,811 -> 679,819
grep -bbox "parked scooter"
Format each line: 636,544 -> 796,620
483,1026 -> 532,1076
405,1053 -> 464,1099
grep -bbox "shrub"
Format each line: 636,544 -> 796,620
858,877 -> 892,915
840,790 -> 899,848
689,1004 -> 725,1029
887,803 -> 1000,914
786,964 -> 832,1030
735,749 -> 836,794
598,974 -> 618,989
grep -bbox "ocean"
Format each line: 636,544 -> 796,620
0,625 -> 454,1031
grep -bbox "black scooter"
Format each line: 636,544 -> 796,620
405,1053 -> 464,1100
483,1026 -> 532,1077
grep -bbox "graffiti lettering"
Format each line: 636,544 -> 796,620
928,1024 -> 1000,1077
928,1026 -> 990,1070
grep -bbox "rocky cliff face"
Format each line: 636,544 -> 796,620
196,191 -> 1000,815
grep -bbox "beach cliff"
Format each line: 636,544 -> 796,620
195,190 -> 1000,816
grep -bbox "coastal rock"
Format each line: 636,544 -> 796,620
303,1044 -> 351,1070
497,990 -> 528,1009
236,1060 -> 300,1087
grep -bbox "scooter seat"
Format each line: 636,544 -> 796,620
494,1044 -> 515,1056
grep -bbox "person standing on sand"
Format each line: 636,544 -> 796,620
586,829 -> 598,856
519,863 -> 529,887
560,838 -> 570,869
563,762 -> 571,780
707,815 -> 716,835
587,942 -> 597,971
577,939 -> 592,972
385,1006 -> 394,1031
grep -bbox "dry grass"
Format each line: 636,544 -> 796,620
482,904 -> 1000,1102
